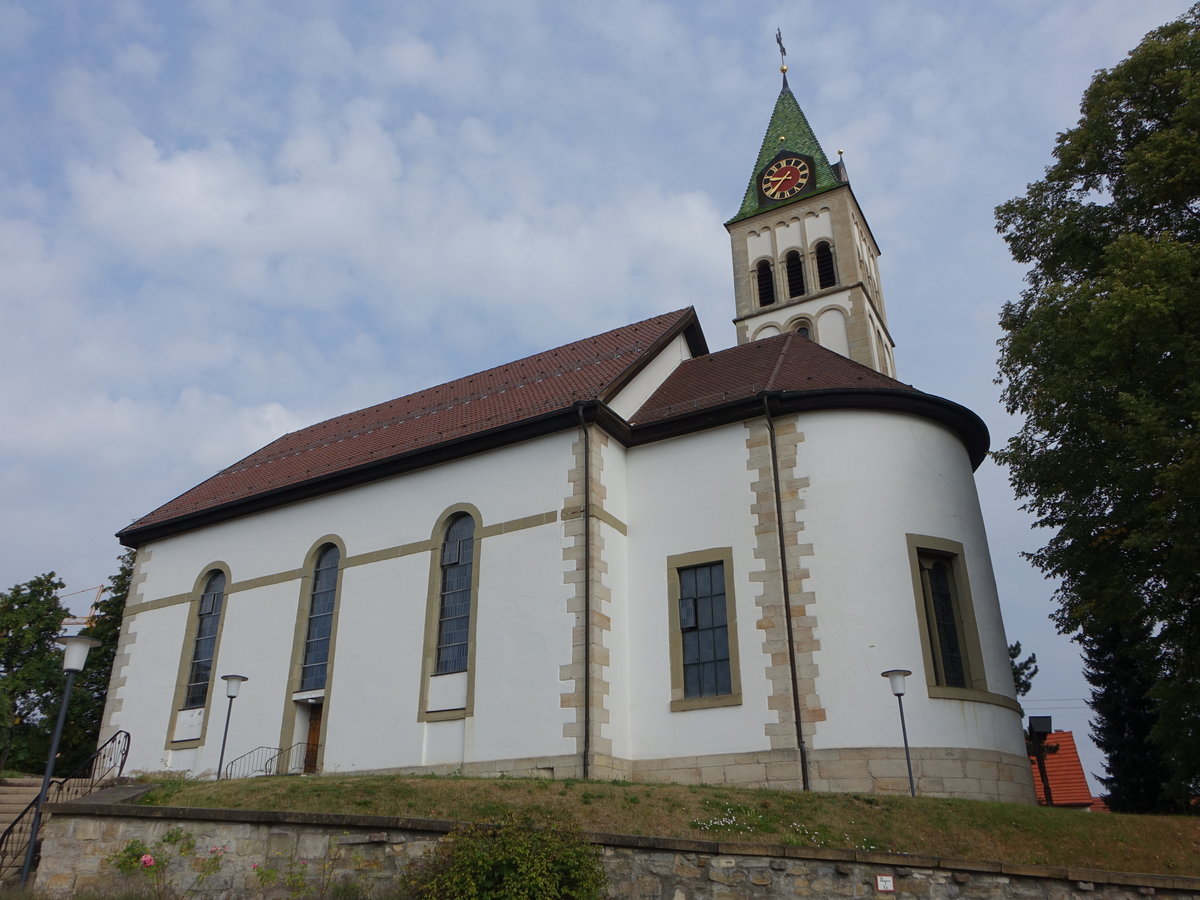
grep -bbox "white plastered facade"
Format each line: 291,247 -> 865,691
105,350 -> 1033,801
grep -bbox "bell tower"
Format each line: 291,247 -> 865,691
727,53 -> 895,377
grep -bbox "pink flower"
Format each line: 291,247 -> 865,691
140,854 -> 154,868
251,863 -> 258,870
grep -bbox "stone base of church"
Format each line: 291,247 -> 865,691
806,746 -> 1036,803
366,745 -> 1034,803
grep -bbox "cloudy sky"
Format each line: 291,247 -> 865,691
1,0 -> 1188,789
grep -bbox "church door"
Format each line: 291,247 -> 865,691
304,703 -> 322,774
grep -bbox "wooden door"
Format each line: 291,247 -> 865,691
304,703 -> 322,773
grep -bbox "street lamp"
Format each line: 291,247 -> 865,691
20,635 -> 101,886
881,668 -> 916,797
216,674 -> 248,780
1028,715 -> 1054,805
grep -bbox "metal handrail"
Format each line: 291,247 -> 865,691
0,730 -> 131,882
223,741 -> 315,780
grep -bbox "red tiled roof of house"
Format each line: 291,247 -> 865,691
1029,730 -> 1096,808
630,331 -> 916,424
119,308 -> 699,541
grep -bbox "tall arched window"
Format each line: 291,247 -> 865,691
300,544 -> 340,691
183,571 -> 225,708
436,514 -> 475,674
815,241 -> 837,289
785,250 -> 806,298
921,555 -> 967,689
755,260 -> 776,307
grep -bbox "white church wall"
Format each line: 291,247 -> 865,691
623,424 -> 773,760
316,555 -> 426,772
817,306 -> 850,355
746,227 -> 772,264
112,431 -> 581,776
463,524 -> 576,762
805,208 -> 833,241
597,437 -> 633,760
793,409 -> 1025,759
778,217 -> 803,252
200,578 -> 308,776
606,334 -> 694,420
112,602 -> 192,772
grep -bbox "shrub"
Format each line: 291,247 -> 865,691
399,815 -> 606,899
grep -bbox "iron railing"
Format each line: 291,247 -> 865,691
0,730 -> 131,882
223,741 -> 316,780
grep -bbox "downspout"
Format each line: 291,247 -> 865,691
575,404 -> 592,779
762,393 -> 812,790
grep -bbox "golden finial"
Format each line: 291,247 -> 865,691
776,28 -> 788,73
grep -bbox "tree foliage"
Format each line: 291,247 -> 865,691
1008,642 -> 1038,698
0,573 -> 69,771
0,552 -> 132,773
995,5 -> 1200,808
400,815 -> 607,900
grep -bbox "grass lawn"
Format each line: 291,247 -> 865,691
133,774 -> 1200,876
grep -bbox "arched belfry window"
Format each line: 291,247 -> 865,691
183,571 -> 225,708
815,241 -> 837,289
794,320 -> 812,339
785,250 -> 806,298
755,260 -> 776,307
300,544 -> 340,691
436,514 -> 475,674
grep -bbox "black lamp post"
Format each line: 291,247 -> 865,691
1028,714 -> 1054,805
216,674 -> 248,780
20,635 -> 101,886
881,668 -> 916,797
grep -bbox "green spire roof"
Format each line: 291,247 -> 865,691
728,78 -> 842,225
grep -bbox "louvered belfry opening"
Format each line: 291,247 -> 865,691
816,241 -> 836,289
785,250 -> 806,298
756,259 -> 776,306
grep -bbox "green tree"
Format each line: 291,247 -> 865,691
1008,642 -> 1038,698
1081,610 -> 1172,811
0,574 -> 70,772
57,549 -> 134,770
63,549 -> 134,768
994,4 -> 1200,808
400,815 -> 607,899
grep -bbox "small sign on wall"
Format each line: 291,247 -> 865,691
874,875 -> 895,892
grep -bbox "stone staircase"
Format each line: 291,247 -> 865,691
0,778 -> 42,883
0,778 -> 41,833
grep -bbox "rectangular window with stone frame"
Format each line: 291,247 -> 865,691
666,548 -> 742,712
906,534 -> 987,697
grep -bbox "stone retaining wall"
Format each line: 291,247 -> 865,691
34,792 -> 1200,900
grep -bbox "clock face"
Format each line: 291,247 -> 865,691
760,157 -> 812,200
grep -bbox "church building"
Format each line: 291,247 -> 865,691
103,70 -> 1036,803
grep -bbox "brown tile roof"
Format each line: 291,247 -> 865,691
119,308 -> 699,542
1029,730 -> 1097,808
630,331 -> 916,425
